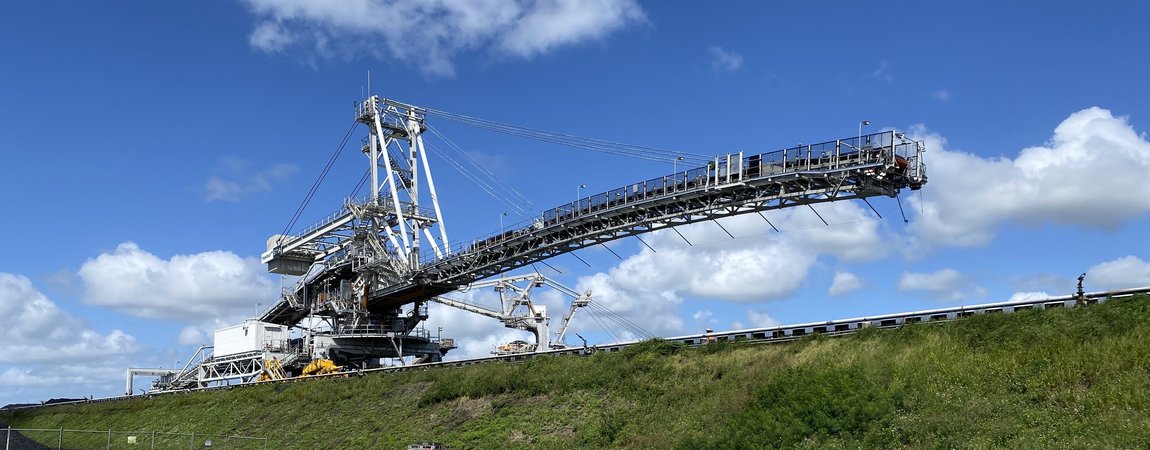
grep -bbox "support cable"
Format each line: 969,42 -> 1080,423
425,108 -> 713,165
585,308 -> 623,344
862,198 -> 883,219
806,204 -> 829,226
349,169 -> 369,199
426,124 -> 534,210
424,126 -> 534,217
587,303 -> 653,339
600,243 -> 624,260
570,251 -> 592,268
671,227 -> 693,246
277,121 -> 357,243
713,219 -> 736,239
635,236 -> 657,253
896,193 -> 909,224
756,211 -> 780,233
427,140 -> 530,218
537,260 -> 563,275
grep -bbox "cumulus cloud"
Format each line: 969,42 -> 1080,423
1007,291 -> 1051,302
747,309 -> 779,328
240,0 -> 646,76
567,200 -> 888,337
1,360 -> 157,402
249,20 -> 295,52
933,89 -> 950,102
0,273 -> 148,403
0,273 -> 139,364
576,270 -> 684,338
828,271 -> 863,296
1087,255 -> 1150,290
177,326 -> 207,346
707,45 -> 743,73
908,107 -> 1150,250
897,268 -> 978,301
204,158 -> 297,202
77,242 -> 277,320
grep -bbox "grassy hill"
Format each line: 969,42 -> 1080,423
5,295 -> 1150,449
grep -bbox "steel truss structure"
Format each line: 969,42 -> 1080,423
256,95 -> 928,362
144,349 -> 269,392
430,272 -> 591,352
426,132 -> 924,287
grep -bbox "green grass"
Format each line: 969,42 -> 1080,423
6,295 -> 1150,449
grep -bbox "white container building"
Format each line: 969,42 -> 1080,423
213,320 -> 289,357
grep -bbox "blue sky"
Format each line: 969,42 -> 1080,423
3,1 -> 1150,404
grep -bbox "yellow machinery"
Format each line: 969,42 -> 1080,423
301,359 -> 341,376
257,357 -> 288,382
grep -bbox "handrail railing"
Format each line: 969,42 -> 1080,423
418,130 -> 922,266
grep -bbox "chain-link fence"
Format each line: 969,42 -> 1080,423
4,427 -> 267,449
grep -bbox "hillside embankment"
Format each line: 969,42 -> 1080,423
5,295 -> 1150,449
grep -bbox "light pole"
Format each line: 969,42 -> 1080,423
673,156 -> 684,174
858,120 -> 871,149
499,211 -> 508,235
576,184 -> 587,212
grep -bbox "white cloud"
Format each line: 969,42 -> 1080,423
578,236 -> 810,307
576,271 -> 684,337
747,309 -> 779,328
561,201 -> 889,337
908,107 -> 1150,250
707,45 -> 743,73
240,0 -> 646,76
177,326 -> 207,346
1009,272 -> 1074,294
871,60 -> 892,82
77,242 -> 277,320
0,273 -> 139,364
499,0 -> 645,58
1087,255 -> 1150,290
933,89 -> 950,102
898,268 -> 963,291
1007,291 -> 1051,302
204,158 -> 297,202
776,202 -> 890,262
583,201 -> 886,297
692,309 -> 713,321
828,271 -> 863,296
897,268 -> 974,301
0,273 -> 148,403
249,20 -> 295,52
1,360 -> 154,401
0,368 -> 62,388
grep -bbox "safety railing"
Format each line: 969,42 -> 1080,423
420,130 -> 920,266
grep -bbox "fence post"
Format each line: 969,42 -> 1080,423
58,428 -> 63,449
152,430 -> 156,450
107,429 -> 112,450
7,425 -> 11,450
189,432 -> 195,450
